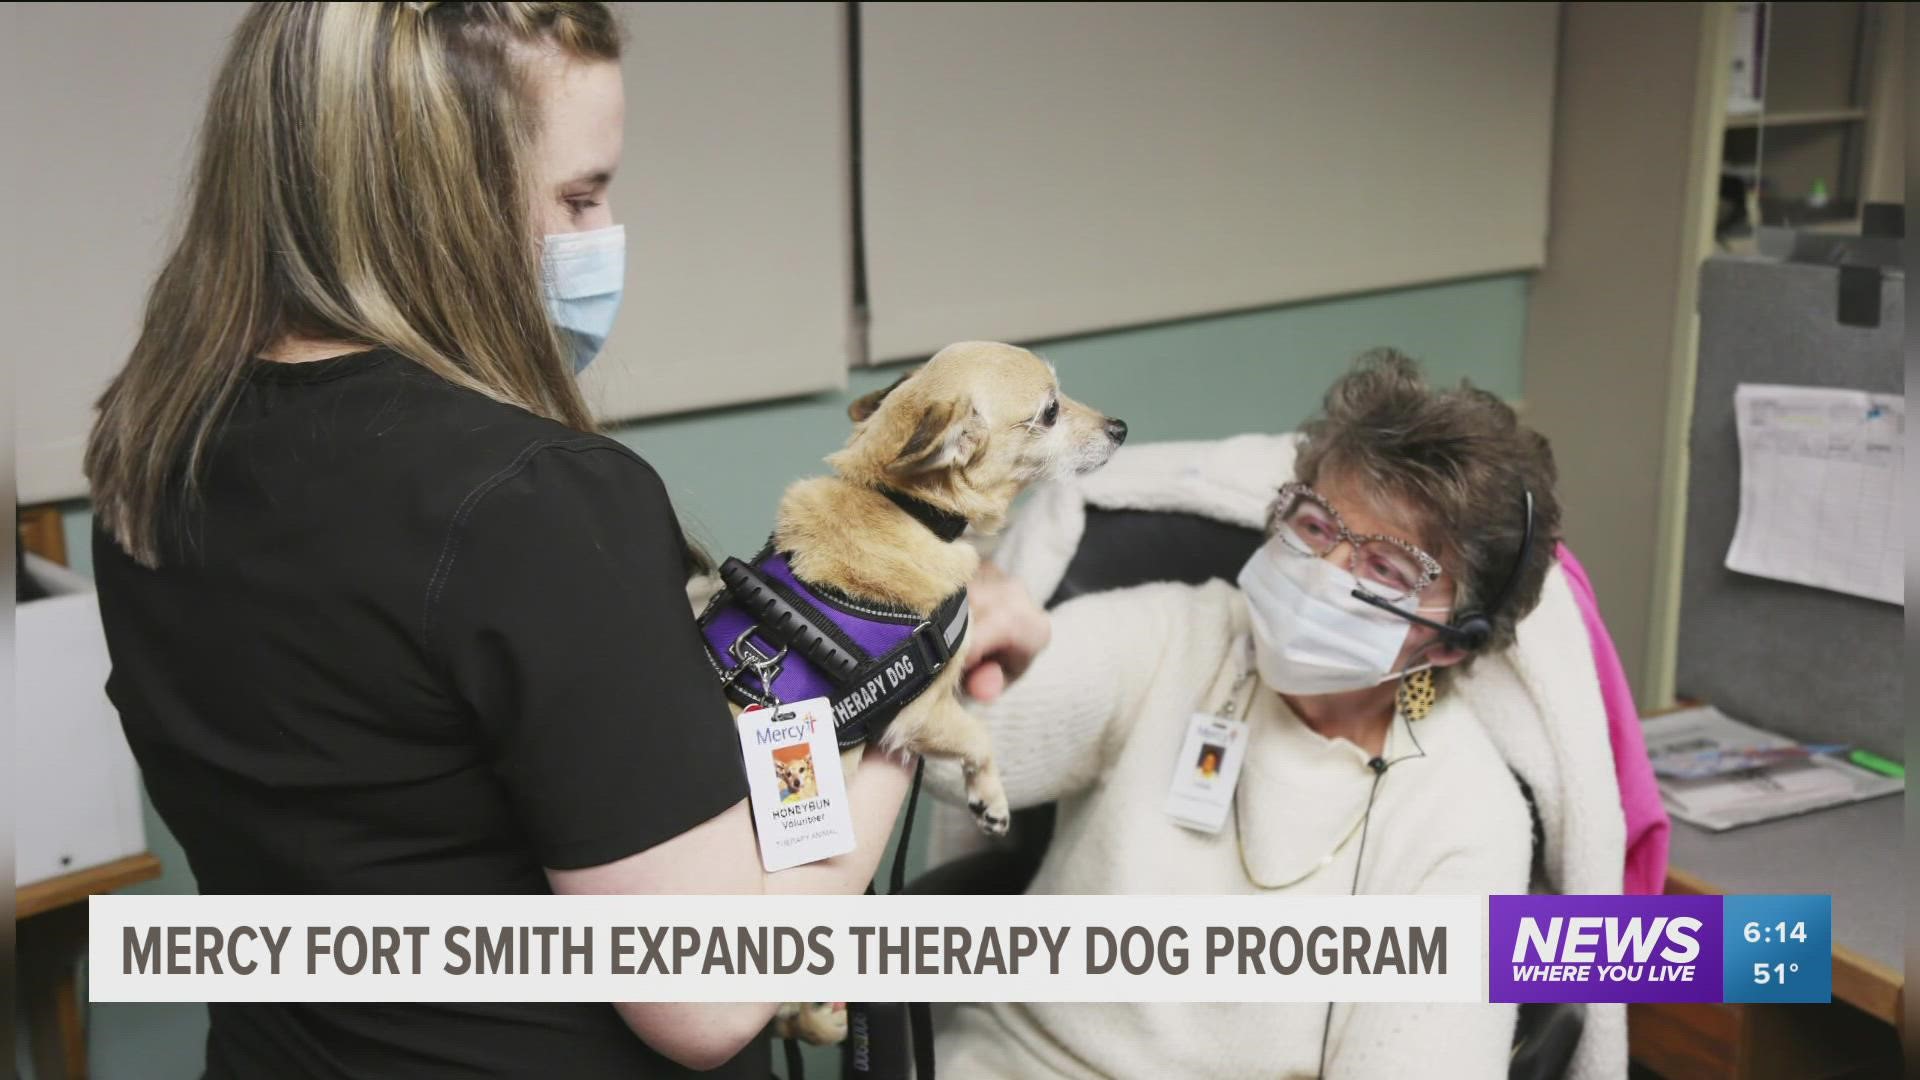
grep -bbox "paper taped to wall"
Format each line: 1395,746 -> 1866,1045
1725,384 -> 1903,606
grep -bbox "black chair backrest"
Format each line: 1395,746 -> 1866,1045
1045,508 -> 1264,608
19,543 -> 50,602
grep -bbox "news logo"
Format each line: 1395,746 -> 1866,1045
1489,896 -> 1721,1003
1488,895 -> 1830,1005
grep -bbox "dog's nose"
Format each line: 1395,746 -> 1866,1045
1105,418 -> 1128,444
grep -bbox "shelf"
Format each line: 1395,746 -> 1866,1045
1755,195 -> 1862,229
1724,108 -> 1868,130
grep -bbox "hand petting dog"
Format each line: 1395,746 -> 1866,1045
959,561 -> 1050,703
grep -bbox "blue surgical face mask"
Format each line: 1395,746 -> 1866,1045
540,223 -> 625,373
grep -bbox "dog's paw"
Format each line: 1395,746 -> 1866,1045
966,767 -> 1012,836
979,806 -> 1010,836
804,1001 -> 849,1046
969,797 -> 1010,837
775,1001 -> 848,1046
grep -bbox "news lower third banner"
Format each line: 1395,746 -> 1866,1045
90,894 -> 1830,1006
1488,893 -> 1832,1005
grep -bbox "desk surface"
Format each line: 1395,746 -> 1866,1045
1666,793 -> 1902,1022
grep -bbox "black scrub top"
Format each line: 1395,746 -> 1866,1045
93,348 -> 764,1079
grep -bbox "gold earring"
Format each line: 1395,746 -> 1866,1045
1396,667 -> 1436,721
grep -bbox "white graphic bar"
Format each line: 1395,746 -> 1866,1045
91,893 -> 1487,1004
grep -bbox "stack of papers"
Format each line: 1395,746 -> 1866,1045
1644,706 -> 1902,832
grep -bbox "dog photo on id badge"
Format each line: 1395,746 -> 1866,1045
1165,711 -> 1248,833
738,699 -> 856,871
773,744 -> 819,802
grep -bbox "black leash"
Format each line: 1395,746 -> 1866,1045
907,998 -> 935,1080
801,757 -> 931,1080
785,1032 -> 806,1079
892,756 -> 926,895
895,758 -> 935,1080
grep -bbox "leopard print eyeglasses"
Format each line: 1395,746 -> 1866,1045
1267,481 -> 1444,603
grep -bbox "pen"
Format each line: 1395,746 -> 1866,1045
1847,749 -> 1905,779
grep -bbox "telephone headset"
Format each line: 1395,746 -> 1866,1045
1315,489 -> 1533,1076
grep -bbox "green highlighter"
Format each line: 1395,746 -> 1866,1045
1846,749 -> 1905,780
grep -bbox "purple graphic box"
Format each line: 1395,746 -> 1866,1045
1489,895 -> 1723,1003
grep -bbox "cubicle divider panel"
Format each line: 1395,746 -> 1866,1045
1676,255 -> 1903,756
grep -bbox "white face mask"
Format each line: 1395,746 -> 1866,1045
1235,537 -> 1434,695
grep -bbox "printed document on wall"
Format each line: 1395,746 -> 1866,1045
1725,384 -> 1903,605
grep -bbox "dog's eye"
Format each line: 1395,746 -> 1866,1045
1042,399 -> 1060,426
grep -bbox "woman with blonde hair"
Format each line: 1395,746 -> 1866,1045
84,4 -> 1045,1076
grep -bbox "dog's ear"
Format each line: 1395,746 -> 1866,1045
848,373 -> 911,422
890,397 -> 988,474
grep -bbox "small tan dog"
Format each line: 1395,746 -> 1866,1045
718,341 -> 1123,1049
770,340 -> 1126,831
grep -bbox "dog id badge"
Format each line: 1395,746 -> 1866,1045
1164,711 -> 1250,834
737,698 -> 857,872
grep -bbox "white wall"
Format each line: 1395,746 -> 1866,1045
8,2 -> 854,503
859,2 -> 1560,360
9,3 -> 248,504
10,1 -> 1566,503
577,2 -> 853,424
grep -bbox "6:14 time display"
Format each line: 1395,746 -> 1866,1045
1742,920 -> 1808,945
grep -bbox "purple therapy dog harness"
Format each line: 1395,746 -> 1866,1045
697,491 -> 971,749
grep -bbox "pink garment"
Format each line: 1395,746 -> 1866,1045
1556,543 -> 1671,895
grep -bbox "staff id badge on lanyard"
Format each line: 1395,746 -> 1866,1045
1165,646 -> 1258,833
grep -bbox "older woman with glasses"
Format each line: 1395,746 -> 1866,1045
935,350 -> 1564,1080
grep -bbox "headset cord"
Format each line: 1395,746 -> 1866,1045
1316,763 -> 1382,1080
1316,711 -> 1428,1079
